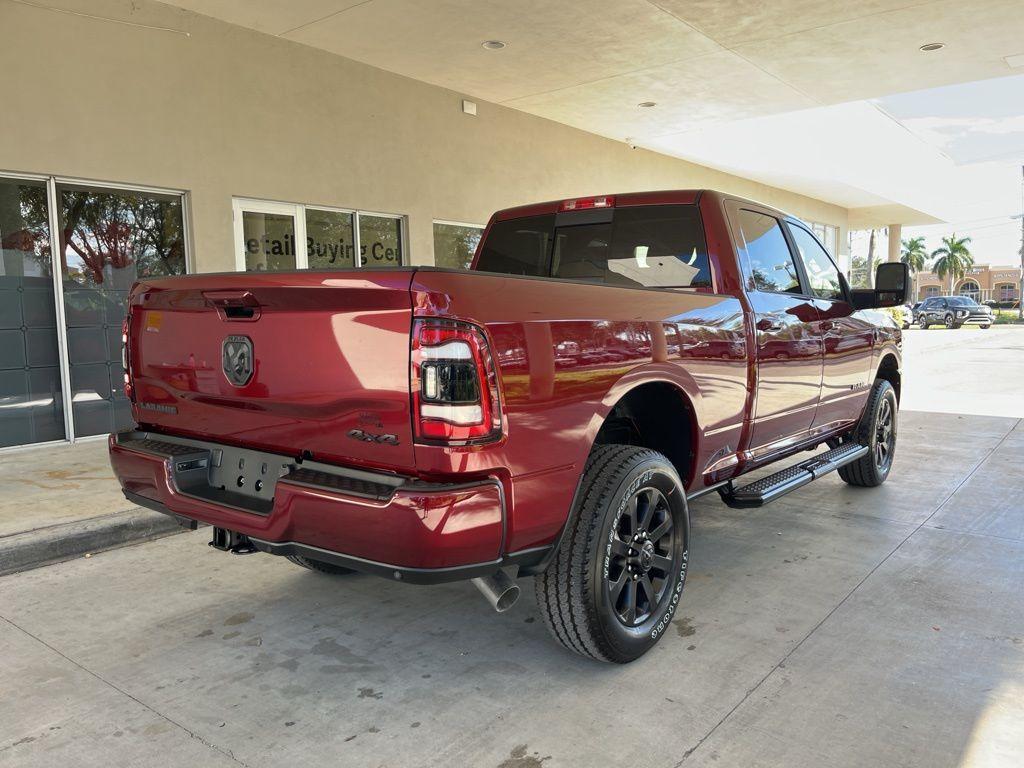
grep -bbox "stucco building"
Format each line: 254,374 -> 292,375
915,265 -> 1022,304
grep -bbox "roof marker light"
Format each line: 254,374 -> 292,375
559,196 -> 616,212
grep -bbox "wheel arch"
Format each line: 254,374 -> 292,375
876,351 -> 901,403
590,374 -> 699,489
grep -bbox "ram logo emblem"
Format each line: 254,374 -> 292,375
222,335 -> 254,387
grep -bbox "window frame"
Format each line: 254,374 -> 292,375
729,205 -> 808,298
782,219 -> 850,304
0,169 -> 189,449
232,197 -> 407,272
432,218 -> 485,270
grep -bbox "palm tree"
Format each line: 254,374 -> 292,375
900,236 -> 928,273
931,234 -> 974,289
901,236 -> 929,301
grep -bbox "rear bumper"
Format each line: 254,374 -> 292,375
109,431 -> 547,583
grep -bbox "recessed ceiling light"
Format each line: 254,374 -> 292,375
919,42 -> 945,52
637,101 -> 657,108
481,40 -> 507,50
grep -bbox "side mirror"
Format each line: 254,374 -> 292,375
851,262 -> 911,309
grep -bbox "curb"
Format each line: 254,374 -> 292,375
0,507 -> 188,577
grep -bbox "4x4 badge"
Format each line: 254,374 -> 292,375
222,335 -> 254,386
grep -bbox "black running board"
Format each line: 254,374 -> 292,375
718,442 -> 869,509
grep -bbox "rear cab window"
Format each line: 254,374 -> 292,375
475,204 -> 712,290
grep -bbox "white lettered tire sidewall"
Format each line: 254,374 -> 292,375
592,457 -> 689,660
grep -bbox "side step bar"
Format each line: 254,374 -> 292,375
719,442 -> 869,509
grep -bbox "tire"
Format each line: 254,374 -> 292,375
534,445 -> 690,663
918,317 -> 929,330
839,379 -> 898,487
981,324 -> 991,330
944,313 -> 955,329
286,554 -> 356,575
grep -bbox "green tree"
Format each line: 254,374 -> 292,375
900,236 -> 928,274
931,234 -> 974,284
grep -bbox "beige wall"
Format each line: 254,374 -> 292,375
0,0 -> 849,272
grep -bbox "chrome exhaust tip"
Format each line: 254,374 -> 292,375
472,570 -> 520,612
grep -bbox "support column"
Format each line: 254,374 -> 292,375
887,224 -> 902,263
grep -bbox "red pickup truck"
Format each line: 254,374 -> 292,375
109,190 -> 908,663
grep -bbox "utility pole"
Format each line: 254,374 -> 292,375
1019,165 -> 1024,320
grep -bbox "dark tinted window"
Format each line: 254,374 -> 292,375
551,206 -> 710,288
788,224 -> 843,301
475,205 -> 711,289
475,215 -> 552,276
736,210 -> 801,294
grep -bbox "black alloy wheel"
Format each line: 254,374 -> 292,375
605,486 -> 676,627
873,395 -> 895,475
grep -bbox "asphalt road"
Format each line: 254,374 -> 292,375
2,329 -> 1023,768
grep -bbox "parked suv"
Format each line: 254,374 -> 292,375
109,190 -> 908,663
916,295 -> 993,329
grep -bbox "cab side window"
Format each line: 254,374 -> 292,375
788,224 -> 844,301
735,210 -> 802,294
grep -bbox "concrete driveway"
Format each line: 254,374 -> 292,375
2,329 -> 1023,768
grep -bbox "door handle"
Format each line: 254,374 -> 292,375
204,290 -> 261,321
756,317 -> 783,332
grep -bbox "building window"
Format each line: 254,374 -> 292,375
958,280 -> 980,300
359,214 -> 403,268
306,208 -> 355,269
995,282 -> 1018,302
433,221 -> 483,270
1,173 -> 187,448
233,198 -> 406,271
921,284 -> 942,298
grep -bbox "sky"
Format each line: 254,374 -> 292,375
863,74 -> 1024,266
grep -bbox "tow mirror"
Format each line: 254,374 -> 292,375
851,262 -> 911,309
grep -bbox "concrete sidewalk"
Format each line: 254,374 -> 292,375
1,410 -> 1021,768
0,440 -> 182,576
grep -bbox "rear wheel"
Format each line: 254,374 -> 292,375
286,555 -> 355,575
839,379 -> 897,487
534,445 -> 689,663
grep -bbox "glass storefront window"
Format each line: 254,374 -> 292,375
0,178 -> 65,448
236,199 -> 406,271
58,183 -> 185,437
433,221 -> 483,270
242,210 -> 298,271
306,208 -> 355,269
359,214 -> 403,268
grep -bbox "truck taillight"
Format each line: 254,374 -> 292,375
411,318 -> 502,444
121,314 -> 133,401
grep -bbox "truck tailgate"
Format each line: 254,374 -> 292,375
126,270 -> 416,472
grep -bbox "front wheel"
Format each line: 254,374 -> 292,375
534,445 -> 689,663
944,313 -> 956,329
839,379 -> 898,487
918,317 -> 929,330
981,324 -> 991,329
